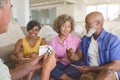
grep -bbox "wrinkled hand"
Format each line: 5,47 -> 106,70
18,58 -> 31,64
75,66 -> 91,73
30,52 -> 38,59
29,55 -> 44,71
59,56 -> 71,63
66,48 -> 75,60
42,51 -> 56,72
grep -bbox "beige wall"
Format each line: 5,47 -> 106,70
11,0 -> 30,26
75,20 -> 120,38
56,4 -> 87,22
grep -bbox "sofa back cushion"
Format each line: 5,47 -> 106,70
0,22 -> 25,47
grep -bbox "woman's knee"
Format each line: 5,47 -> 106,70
30,53 -> 38,58
16,52 -> 24,58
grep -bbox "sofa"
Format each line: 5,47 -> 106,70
0,22 -> 25,69
0,22 -> 84,69
1,20 -> 120,69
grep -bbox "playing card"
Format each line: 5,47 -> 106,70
39,45 -> 53,56
71,64 -> 77,67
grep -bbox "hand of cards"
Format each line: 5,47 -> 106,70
71,64 -> 78,67
39,45 -> 54,56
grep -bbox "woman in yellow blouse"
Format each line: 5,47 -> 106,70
11,20 -> 46,80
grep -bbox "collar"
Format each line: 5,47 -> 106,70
97,28 -> 106,40
57,34 -> 72,43
86,28 -> 106,41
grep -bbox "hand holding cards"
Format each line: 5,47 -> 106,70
71,64 -> 90,73
18,58 -> 31,64
39,45 -> 54,56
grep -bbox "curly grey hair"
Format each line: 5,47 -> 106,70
53,14 -> 74,33
0,0 -> 8,8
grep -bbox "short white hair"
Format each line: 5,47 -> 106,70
0,0 -> 8,8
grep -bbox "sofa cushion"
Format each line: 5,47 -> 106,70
38,25 -> 58,43
0,22 -> 25,47
0,45 -> 15,68
0,22 -> 25,68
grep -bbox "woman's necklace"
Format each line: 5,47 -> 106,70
27,37 -> 38,46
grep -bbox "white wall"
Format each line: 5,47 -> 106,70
56,4 -> 74,18
74,4 -> 86,22
11,0 -> 30,26
75,20 -> 120,38
56,3 -> 87,22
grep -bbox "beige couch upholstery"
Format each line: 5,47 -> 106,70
1,21 -> 120,69
0,45 -> 14,68
0,22 -> 25,69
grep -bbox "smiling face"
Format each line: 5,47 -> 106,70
60,21 -> 71,37
85,18 -> 97,37
28,26 -> 40,39
85,12 -> 104,37
0,0 -> 12,34
27,20 -> 41,39
53,14 -> 74,36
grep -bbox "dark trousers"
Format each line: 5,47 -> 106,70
51,61 -> 85,80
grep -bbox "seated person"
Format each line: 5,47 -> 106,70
67,11 -> 120,80
11,20 -> 46,80
0,0 -> 56,80
49,14 -> 81,80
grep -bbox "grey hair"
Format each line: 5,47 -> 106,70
0,0 -> 8,8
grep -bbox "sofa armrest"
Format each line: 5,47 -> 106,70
0,45 -> 15,69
